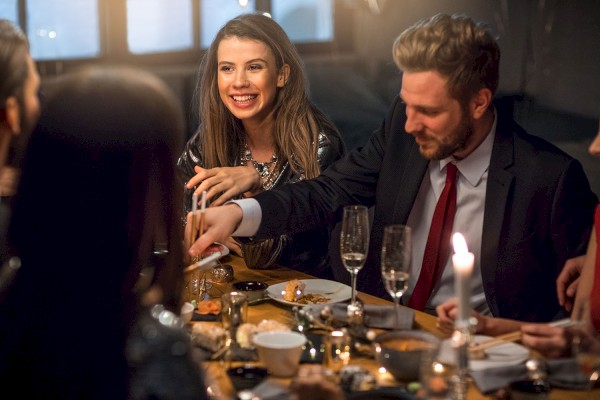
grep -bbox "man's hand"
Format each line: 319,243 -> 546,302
186,203 -> 243,258
556,255 -> 585,312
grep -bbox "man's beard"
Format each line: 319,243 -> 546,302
417,107 -> 474,160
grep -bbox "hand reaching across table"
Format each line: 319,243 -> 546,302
187,203 -> 244,259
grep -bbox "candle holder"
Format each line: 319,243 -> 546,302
449,319 -> 474,400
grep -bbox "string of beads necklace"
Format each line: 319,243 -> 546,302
239,141 -> 280,191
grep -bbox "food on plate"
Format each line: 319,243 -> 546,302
236,319 -> 291,349
281,279 -> 331,304
196,299 -> 221,315
296,293 -> 331,304
283,279 -> 305,302
190,323 -> 226,352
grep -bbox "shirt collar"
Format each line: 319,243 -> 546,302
439,109 -> 497,186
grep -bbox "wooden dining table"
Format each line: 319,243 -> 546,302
192,255 -> 598,400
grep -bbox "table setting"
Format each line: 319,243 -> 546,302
182,210 -> 599,400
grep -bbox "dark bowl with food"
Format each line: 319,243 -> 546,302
233,280 -> 268,303
226,366 -> 269,391
373,330 -> 440,382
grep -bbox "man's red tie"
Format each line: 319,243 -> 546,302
408,163 -> 458,311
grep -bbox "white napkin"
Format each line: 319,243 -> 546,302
469,358 -> 589,394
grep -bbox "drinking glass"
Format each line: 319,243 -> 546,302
381,224 -> 412,330
571,298 -> 600,391
340,205 -> 370,307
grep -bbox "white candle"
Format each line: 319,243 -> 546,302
452,233 -> 474,324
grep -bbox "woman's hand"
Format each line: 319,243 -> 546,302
436,298 -> 525,336
435,298 -> 487,334
186,165 -> 260,206
222,236 -> 242,257
556,255 -> 585,312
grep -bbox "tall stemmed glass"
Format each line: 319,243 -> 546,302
571,298 -> 600,391
381,225 -> 412,330
340,205 -> 370,308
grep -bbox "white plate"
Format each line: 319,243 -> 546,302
266,279 -> 352,306
438,335 -> 530,371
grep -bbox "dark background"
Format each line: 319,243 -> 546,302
39,0 -> 600,196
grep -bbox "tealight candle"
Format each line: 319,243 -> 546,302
325,330 -> 351,372
452,233 -> 474,324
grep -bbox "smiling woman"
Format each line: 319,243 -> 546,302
178,13 -> 345,277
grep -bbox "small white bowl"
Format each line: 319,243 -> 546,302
180,302 -> 194,324
252,331 -> 306,377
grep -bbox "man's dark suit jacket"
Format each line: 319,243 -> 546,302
251,97 -> 598,322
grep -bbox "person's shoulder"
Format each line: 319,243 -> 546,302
497,114 -> 575,162
178,126 -> 205,168
316,128 -> 346,166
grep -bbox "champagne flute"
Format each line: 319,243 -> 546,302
572,298 -> 600,391
381,224 -> 412,330
340,205 -> 370,308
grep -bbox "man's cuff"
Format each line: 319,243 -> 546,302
229,198 -> 261,237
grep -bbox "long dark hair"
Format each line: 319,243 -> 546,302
3,66 -> 187,398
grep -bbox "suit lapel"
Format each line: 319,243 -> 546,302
392,143 -> 428,223
481,119 -> 515,316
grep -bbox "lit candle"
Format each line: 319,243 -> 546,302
452,233 -> 474,324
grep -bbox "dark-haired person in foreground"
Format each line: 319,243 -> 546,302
0,19 -> 40,265
187,13 -> 597,326
0,67 -> 207,399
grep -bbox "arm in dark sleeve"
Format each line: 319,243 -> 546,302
551,158 -> 598,267
253,96 -> 404,239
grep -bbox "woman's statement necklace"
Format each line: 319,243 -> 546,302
239,141 -> 279,191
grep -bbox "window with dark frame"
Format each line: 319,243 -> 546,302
1,0 -> 345,64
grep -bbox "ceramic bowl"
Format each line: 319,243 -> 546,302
253,331 -> 307,377
372,330 -> 440,382
233,280 -> 268,303
226,365 -> 269,391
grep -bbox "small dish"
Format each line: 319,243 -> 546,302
226,365 -> 269,391
373,330 -> 439,382
233,280 -> 268,303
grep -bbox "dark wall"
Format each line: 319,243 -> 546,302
350,0 -> 600,119
39,0 -> 600,194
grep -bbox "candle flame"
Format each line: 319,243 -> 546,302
452,233 -> 468,254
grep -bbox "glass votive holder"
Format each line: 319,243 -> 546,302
221,291 -> 248,340
420,350 -> 455,400
324,329 -> 351,372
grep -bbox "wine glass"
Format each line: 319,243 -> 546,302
381,224 -> 412,330
340,205 -> 370,309
571,298 -> 600,391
